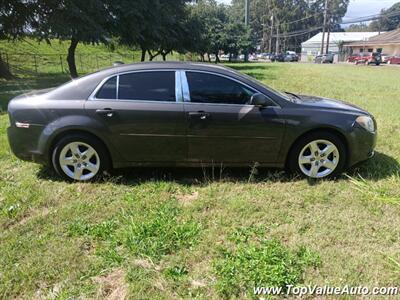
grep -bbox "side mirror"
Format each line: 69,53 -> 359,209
250,93 -> 274,107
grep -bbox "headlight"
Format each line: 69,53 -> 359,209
355,116 -> 375,133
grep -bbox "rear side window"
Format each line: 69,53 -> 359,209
186,72 -> 255,105
96,77 -> 117,99
118,71 -> 175,101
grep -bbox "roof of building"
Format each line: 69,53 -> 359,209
302,32 -> 382,45
344,29 -> 400,47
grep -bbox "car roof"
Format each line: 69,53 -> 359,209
102,61 -> 233,75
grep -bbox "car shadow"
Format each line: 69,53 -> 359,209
346,151 -> 400,181
36,151 -> 399,186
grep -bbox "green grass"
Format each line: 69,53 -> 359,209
0,38 -> 140,75
1,62 -> 400,299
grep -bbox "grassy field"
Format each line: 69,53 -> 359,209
0,38 -> 141,76
1,62 -> 400,299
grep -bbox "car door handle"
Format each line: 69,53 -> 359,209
188,111 -> 210,120
96,108 -> 115,118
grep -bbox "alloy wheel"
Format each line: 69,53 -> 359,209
59,142 -> 100,181
298,139 -> 340,178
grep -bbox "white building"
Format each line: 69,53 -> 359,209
301,32 -> 381,62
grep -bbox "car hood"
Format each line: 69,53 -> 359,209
297,95 -> 369,115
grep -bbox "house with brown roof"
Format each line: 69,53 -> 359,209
343,29 -> 400,56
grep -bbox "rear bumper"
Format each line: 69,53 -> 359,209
347,127 -> 377,167
7,125 -> 48,165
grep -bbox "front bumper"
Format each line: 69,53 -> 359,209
347,126 -> 377,167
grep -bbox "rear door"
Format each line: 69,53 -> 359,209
84,70 -> 187,162
183,71 -> 285,164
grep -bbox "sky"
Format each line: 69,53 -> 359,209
216,0 -> 398,21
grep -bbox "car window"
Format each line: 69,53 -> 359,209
186,72 -> 255,105
96,77 -> 117,99
118,71 -> 175,101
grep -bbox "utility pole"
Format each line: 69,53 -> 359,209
275,19 -> 280,54
320,0 -> 328,55
269,14 -> 274,54
325,17 -> 331,54
244,0 -> 250,62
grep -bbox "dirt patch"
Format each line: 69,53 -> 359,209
132,258 -> 153,269
3,207 -> 50,230
19,207 -> 50,227
176,191 -> 199,204
191,279 -> 207,288
94,269 -> 128,300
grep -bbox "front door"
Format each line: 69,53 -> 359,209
183,71 -> 285,164
84,70 -> 186,162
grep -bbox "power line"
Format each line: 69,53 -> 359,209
270,10 -> 400,38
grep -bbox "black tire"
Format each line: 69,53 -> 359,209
52,133 -> 110,181
287,131 -> 347,179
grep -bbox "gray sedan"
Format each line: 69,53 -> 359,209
7,62 -> 377,181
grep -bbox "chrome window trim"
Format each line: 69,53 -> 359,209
182,70 -> 280,108
116,75 -> 120,100
88,69 -> 179,103
175,71 -> 184,102
180,70 -> 190,102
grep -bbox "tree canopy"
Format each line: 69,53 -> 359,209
0,0 -> 353,79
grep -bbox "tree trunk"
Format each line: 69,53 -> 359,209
161,50 -> 171,61
147,50 -> 161,61
148,50 -> 155,61
140,47 -> 146,61
0,55 -> 15,80
215,53 -> 220,63
67,38 -> 79,78
207,53 -> 211,62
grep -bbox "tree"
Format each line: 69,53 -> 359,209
35,0 -> 112,78
346,24 -> 370,32
113,0 -> 194,62
0,0 -> 37,79
369,2 -> 400,31
229,0 -> 349,53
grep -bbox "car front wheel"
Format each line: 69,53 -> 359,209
288,131 -> 346,179
52,134 -> 110,181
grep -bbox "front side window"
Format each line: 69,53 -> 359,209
186,72 -> 255,105
96,77 -> 117,99
118,71 -> 175,101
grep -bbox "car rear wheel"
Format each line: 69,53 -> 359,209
288,131 -> 346,179
52,134 -> 110,181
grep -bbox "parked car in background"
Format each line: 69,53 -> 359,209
346,54 -> 359,63
270,53 -> 285,62
220,54 -> 230,61
384,56 -> 400,64
249,54 -> 258,61
381,54 -> 391,63
258,53 -> 272,60
284,52 -> 299,62
7,62 -> 377,181
354,52 -> 382,65
314,53 -> 334,64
